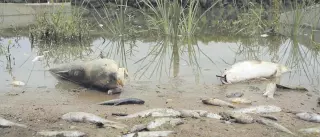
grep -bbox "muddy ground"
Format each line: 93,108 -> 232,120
1,79 -> 320,137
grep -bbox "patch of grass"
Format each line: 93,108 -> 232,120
30,3 -> 91,42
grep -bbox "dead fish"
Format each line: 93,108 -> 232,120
276,84 -> 308,91
205,113 -> 222,120
37,130 -> 86,137
263,82 -> 276,99
226,92 -> 244,98
116,108 -> 181,119
130,124 -> 148,133
61,112 -> 126,128
232,105 -> 281,114
49,58 -> 129,92
122,131 -> 175,137
202,98 -> 236,108
0,117 -> 27,128
178,109 -> 208,118
256,118 -> 295,135
227,98 -> 252,104
147,118 -> 183,129
296,112 -> 320,123
98,98 -> 145,106
259,115 -> 278,121
219,111 -> 254,124
217,60 -> 290,84
112,113 -> 128,116
298,126 -> 320,135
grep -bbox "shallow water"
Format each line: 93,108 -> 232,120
0,32 -> 319,93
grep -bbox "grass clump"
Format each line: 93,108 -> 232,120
30,3 -> 91,42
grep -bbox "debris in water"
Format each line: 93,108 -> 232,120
49,59 -> 129,92
227,98 -> 252,104
98,98 -> 145,106
202,98 -> 236,108
260,34 -> 269,37
298,126 -> 320,135
37,130 -> 87,137
226,92 -> 244,98
32,55 -> 44,62
263,82 -> 276,99
0,117 -> 27,128
256,118 -> 295,135
232,105 -> 281,114
217,60 -> 289,84
122,131 -> 175,137
61,112 -> 126,128
11,80 -> 25,87
296,112 -> 320,123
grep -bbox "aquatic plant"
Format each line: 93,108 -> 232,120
30,2 -> 91,42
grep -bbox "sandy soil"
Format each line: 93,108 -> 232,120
1,80 -> 320,137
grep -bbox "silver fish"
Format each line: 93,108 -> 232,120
202,98 -> 236,108
147,118 -> 183,129
61,112 -> 126,128
0,117 -> 27,128
227,98 -> 252,104
122,131 -> 175,137
116,108 -> 181,119
298,126 -> 320,135
37,130 -> 86,137
256,118 -> 295,135
296,112 -> 320,123
232,105 -> 281,114
220,111 -> 254,124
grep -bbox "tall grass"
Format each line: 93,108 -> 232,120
30,2 -> 91,42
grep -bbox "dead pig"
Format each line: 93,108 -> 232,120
49,58 -> 129,93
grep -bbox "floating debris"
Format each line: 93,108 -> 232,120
49,59 -> 129,92
217,60 -> 289,84
260,34 -> 269,37
37,130 -> 87,137
298,126 -> 320,135
98,98 -> 145,106
32,55 -> 44,62
61,112 -> 126,128
0,117 -> 27,128
296,112 -> 320,123
122,131 -> 175,137
263,82 -> 276,99
226,92 -> 244,98
256,118 -> 295,135
202,98 -> 236,108
232,105 -> 281,114
227,98 -> 252,104
11,80 -> 25,87
116,108 -> 181,119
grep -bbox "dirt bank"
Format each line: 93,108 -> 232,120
0,80 -> 319,137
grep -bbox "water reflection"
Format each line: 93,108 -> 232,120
0,31 -> 320,91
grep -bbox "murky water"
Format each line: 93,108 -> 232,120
1,31 -> 319,92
